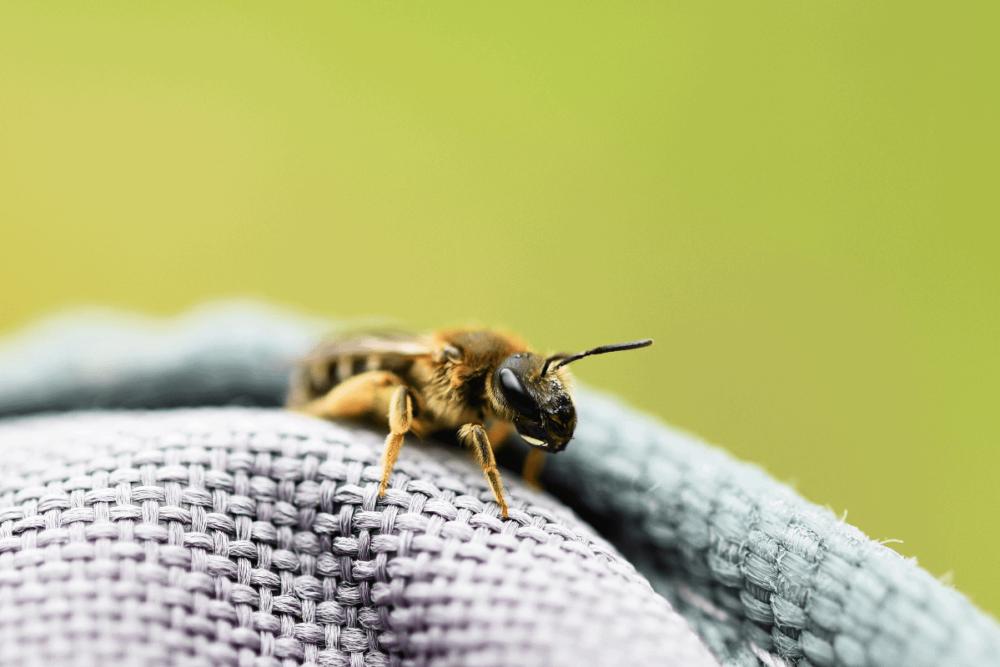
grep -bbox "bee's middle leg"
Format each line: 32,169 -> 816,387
458,424 -> 510,519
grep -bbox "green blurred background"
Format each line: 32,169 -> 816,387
1,3 -> 997,613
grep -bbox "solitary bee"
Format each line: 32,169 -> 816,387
287,329 -> 651,518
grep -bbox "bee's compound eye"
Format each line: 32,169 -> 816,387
497,368 -> 539,417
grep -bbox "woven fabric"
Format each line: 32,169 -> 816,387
546,392 -> 1000,666
0,409 -> 717,667
1,302 -> 998,666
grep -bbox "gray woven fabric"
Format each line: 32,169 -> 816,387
0,303 -> 323,415
1,302 -> 998,666
0,408 -> 717,667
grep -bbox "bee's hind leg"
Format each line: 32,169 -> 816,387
459,424 -> 510,519
379,385 -> 415,496
294,370 -> 404,420
292,370 -> 415,497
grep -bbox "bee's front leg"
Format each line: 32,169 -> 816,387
486,420 -> 513,449
521,448 -> 545,490
458,424 -> 510,519
484,421 -> 544,490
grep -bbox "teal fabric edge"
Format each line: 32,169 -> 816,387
553,389 -> 1000,666
0,301 -> 996,666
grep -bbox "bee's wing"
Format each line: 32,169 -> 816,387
301,331 -> 435,364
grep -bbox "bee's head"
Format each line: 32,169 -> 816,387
489,353 -> 576,452
488,338 -> 653,453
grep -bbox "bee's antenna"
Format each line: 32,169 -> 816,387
542,338 -> 653,375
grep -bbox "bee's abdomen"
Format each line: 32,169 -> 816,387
297,354 -> 412,402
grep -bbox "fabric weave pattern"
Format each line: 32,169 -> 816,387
549,392 -> 1000,665
0,409 -> 717,667
1,302 -> 998,666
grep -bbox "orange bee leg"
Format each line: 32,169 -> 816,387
486,420 -> 513,450
458,424 -> 510,519
521,448 -> 546,490
291,371 -> 416,497
379,385 -> 414,496
294,370 -> 403,419
483,421 -> 544,489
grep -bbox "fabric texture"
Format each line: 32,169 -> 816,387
0,409 -> 716,667
0,302 -> 998,666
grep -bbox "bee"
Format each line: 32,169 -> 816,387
287,328 -> 652,518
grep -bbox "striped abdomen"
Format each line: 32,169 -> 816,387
288,351 -> 417,406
